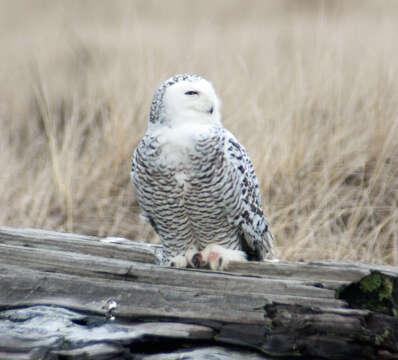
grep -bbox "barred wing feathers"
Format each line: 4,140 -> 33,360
224,130 -> 275,260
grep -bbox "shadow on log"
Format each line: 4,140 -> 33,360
0,226 -> 397,360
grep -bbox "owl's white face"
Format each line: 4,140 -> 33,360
161,78 -> 221,127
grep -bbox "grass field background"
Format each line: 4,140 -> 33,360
1,0 -> 397,264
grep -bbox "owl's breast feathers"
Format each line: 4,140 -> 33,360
131,125 -> 274,259
133,124 -> 223,183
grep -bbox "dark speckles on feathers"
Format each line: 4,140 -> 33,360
250,203 -> 263,216
131,74 -> 275,264
228,139 -> 240,149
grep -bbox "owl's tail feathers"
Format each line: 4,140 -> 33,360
263,229 -> 277,260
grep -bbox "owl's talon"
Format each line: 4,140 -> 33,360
191,253 -> 201,268
185,246 -> 200,268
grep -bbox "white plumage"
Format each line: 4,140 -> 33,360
131,74 -> 275,270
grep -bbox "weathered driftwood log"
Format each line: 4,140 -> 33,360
0,225 -> 397,360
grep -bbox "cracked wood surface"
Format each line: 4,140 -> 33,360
0,226 -> 397,360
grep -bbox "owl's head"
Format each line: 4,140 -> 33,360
149,74 -> 221,127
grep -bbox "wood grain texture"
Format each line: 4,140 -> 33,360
0,226 -> 397,360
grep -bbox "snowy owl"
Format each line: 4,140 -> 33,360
131,74 -> 275,270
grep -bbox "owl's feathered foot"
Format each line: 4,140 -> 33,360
167,246 -> 200,268
168,254 -> 188,268
194,244 -> 247,271
168,244 -> 247,271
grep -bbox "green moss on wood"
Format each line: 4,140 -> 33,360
359,272 -> 383,293
374,329 -> 390,346
336,271 -> 398,316
264,318 -> 273,331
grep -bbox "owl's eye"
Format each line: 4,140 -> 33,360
185,90 -> 199,96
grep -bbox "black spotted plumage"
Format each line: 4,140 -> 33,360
131,74 -> 275,265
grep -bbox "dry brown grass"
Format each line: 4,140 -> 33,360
1,0 -> 397,264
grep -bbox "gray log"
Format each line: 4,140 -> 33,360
0,226 -> 397,360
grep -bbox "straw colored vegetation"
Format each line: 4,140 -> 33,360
1,1 -> 397,264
